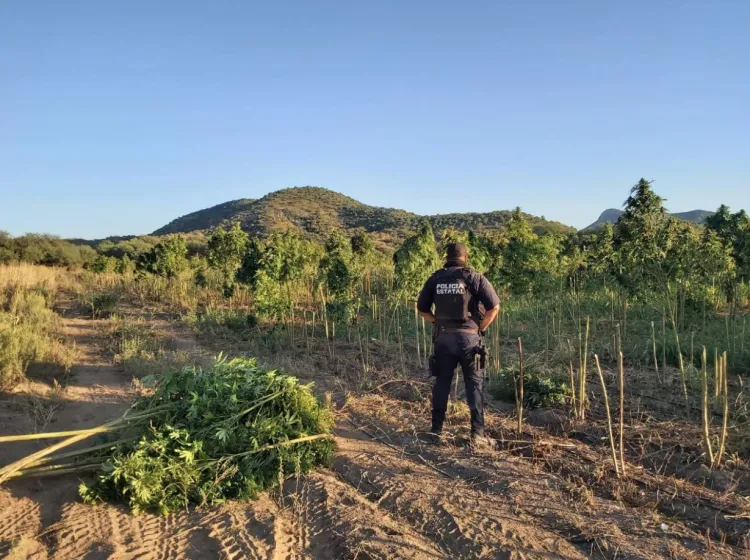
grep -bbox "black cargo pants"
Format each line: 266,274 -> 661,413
431,332 -> 484,436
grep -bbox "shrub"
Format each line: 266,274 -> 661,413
490,368 -> 569,409
138,237 -> 189,278
185,308 -> 253,336
0,282 -> 75,387
91,293 -> 119,318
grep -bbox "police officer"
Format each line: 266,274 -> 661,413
417,242 -> 501,446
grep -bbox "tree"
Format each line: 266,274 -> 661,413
236,238 -> 265,287
588,222 -> 616,279
350,228 -> 377,293
466,231 -> 501,278
237,231 -> 320,318
613,179 -> 667,293
207,223 -> 249,295
498,208 -> 561,295
350,228 -> 375,269
394,221 -> 440,299
0,231 -> 14,264
705,205 -> 734,245
319,230 -> 361,322
729,210 -> 750,283
118,254 -> 136,275
89,254 -> 119,273
697,228 -> 735,308
207,223 -> 249,274
139,236 -> 189,278
706,206 -> 750,285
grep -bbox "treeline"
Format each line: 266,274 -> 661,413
82,181 -> 748,320
0,231 -> 208,270
4,180 -> 749,320
0,232 -> 98,267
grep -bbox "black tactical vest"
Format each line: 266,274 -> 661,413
433,268 -> 475,328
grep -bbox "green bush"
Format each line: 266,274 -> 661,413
490,368 -> 569,409
91,293 -> 119,318
185,308 -> 254,335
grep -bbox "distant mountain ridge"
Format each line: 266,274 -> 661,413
583,208 -> 714,231
154,186 -> 575,248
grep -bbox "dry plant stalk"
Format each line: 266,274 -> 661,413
661,310 -> 667,375
568,361 -> 577,418
617,351 -> 626,476
578,317 -> 590,420
516,337 -> 524,434
0,407 -> 167,484
594,355 -> 620,477
545,314 -> 550,362
413,302 -> 421,366
0,426 -> 116,444
651,321 -> 661,384
714,348 -> 720,399
715,352 -> 729,466
700,347 -> 715,465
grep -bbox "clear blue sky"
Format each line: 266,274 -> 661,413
1,1 -> 748,238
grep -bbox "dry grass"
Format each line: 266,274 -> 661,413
0,263 -> 60,293
0,265 -> 77,387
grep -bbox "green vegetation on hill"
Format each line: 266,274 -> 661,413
151,186 -> 575,248
584,208 -> 714,231
154,199 -> 256,235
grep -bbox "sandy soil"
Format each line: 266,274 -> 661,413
0,301 -> 747,559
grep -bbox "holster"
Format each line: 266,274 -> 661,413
477,344 -> 487,370
475,336 -> 488,381
428,354 -> 438,377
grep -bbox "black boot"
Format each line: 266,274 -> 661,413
470,430 -> 495,450
419,424 -> 444,445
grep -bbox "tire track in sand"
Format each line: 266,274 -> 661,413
333,432 -> 586,560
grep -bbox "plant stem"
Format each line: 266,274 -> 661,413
617,351 -> 626,477
716,352 -> 729,466
516,337 -> 524,434
594,355 -> 620,478
651,321 -> 661,384
700,347 -> 715,465
568,360 -> 576,418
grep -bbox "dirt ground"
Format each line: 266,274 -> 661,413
1,299 -> 748,559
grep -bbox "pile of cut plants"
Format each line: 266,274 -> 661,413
0,357 -> 335,515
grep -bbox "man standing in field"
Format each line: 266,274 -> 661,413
417,242 -> 500,447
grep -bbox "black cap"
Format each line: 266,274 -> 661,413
445,242 -> 468,262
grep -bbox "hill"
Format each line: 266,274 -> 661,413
154,186 -> 575,248
583,208 -> 714,231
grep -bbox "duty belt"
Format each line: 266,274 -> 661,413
437,326 -> 480,335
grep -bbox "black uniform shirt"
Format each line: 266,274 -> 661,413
417,266 -> 501,331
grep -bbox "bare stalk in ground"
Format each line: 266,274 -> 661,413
516,337 -> 524,434
594,355 -> 620,478
617,351 -> 626,477
700,347 -> 715,465
651,320 -> 661,384
413,302 -> 421,367
715,352 -> 729,466
578,317 -> 590,420
714,348 -> 720,400
568,360 -> 576,418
